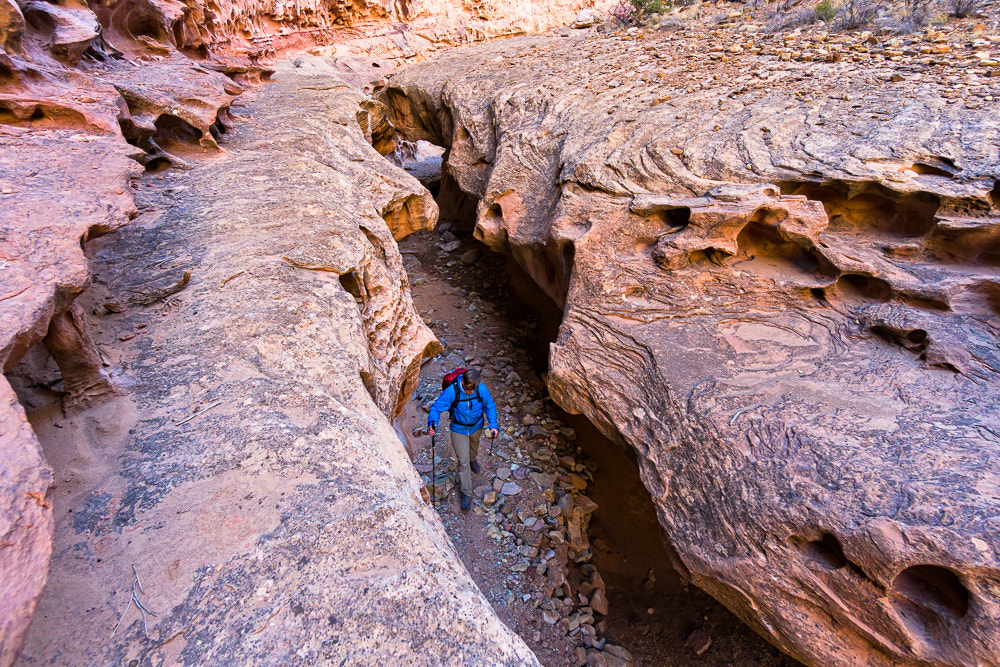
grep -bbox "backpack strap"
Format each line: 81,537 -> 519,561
449,378 -> 485,427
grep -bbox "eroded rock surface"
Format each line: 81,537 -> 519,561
385,25 -> 1000,667
0,381 -> 52,667
2,7 -> 240,653
13,58 -> 538,665
0,126 -> 142,661
1,0 -> 601,656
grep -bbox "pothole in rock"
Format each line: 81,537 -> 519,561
395,221 -> 801,667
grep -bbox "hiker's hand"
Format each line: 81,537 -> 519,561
427,425 -> 436,436
488,428 -> 499,438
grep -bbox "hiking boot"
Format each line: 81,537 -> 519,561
460,493 -> 472,510
470,458 -> 481,474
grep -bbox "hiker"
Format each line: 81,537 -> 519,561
427,368 -> 499,510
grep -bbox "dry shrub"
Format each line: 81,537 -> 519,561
950,0 -> 987,17
766,6 -> 820,31
836,0 -> 881,29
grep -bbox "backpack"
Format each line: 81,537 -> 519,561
442,368 -> 484,427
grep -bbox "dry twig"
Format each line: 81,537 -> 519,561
175,400 -> 223,425
111,565 -> 158,639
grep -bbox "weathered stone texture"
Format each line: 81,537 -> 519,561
0,128 -> 142,662
386,32 -> 1000,667
0,380 -> 52,667
13,58 -> 538,666
0,0 -> 599,657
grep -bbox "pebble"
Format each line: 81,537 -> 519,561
685,629 -> 712,655
590,588 -> 609,615
501,481 -> 522,496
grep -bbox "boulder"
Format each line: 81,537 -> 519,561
0,0 -> 24,52
386,33 -> 1000,667
571,8 -> 599,28
22,1 -> 101,62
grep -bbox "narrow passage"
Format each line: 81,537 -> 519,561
395,227 -> 802,667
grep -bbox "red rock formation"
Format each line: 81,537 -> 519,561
385,28 -> 1000,667
1,0 -> 603,658
42,302 -> 115,411
0,380 -> 52,667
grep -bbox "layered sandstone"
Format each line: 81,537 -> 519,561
385,24 -> 1000,667
0,0 -> 600,657
11,57 -> 541,665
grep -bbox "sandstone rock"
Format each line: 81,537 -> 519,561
387,33 -> 1000,667
460,247 -> 481,264
685,628 -> 712,655
12,60 -> 537,666
586,650 -> 608,667
42,302 -> 115,412
0,126 -> 143,662
532,471 -> 555,490
501,481 -> 522,496
106,60 -> 243,152
0,380 -> 53,667
590,588 -> 609,616
601,648 -> 631,667
527,424 -> 551,439
22,1 -> 100,63
571,9 -> 599,29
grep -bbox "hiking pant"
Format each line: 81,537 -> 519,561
451,428 -> 482,495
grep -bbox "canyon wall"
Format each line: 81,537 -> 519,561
385,24 -> 1000,667
0,0 -> 598,659
10,57 -> 544,665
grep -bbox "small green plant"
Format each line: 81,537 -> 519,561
613,0 -> 689,26
815,0 -> 836,22
629,0 -> 660,22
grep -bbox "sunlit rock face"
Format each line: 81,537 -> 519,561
385,33 -> 1000,667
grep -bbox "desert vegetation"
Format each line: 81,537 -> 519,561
613,0 -> 993,33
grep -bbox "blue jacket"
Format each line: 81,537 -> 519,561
428,379 -> 498,435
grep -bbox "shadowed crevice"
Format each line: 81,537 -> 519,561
891,565 -> 970,621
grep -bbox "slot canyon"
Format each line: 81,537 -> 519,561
1,0 -> 999,665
